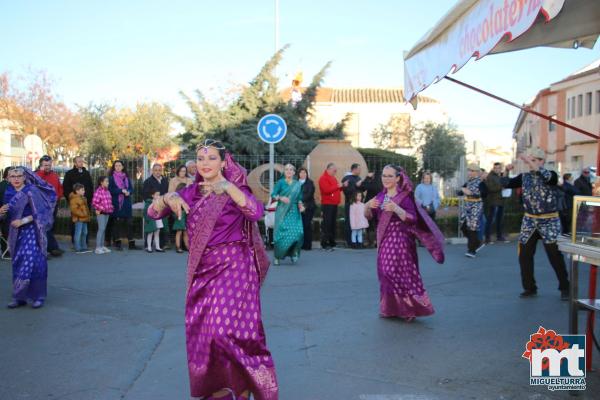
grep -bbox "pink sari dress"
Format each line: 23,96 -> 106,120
149,154 -> 277,400
366,170 -> 444,319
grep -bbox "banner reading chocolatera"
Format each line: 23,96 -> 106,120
403,0 -> 563,104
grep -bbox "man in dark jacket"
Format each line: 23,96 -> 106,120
341,163 -> 363,247
63,156 -> 94,205
63,156 -> 94,244
574,168 -> 592,196
484,162 -> 509,243
142,163 -> 169,248
559,173 -> 578,234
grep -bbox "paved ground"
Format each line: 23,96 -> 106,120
1,239 -> 599,400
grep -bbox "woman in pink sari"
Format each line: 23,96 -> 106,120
148,139 -> 277,400
365,165 -> 445,321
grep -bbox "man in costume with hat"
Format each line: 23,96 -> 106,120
459,163 -> 484,258
503,147 -> 569,300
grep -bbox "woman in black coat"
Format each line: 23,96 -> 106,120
298,167 -> 315,250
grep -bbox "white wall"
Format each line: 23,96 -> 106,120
310,100 -> 448,149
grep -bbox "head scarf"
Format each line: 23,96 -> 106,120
191,152 -> 271,284
5,167 -> 57,257
378,166 -> 445,264
112,170 -> 129,209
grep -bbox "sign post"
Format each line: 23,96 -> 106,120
257,114 -> 287,197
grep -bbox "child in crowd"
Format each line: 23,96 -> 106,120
349,191 -> 369,249
172,182 -> 189,253
92,176 -> 114,254
144,192 -> 166,253
69,183 -> 91,254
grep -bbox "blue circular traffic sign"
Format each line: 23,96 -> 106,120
257,114 -> 287,144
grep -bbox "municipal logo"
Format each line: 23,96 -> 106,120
522,326 -> 586,391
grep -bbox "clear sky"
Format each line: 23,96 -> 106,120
1,0 -> 598,148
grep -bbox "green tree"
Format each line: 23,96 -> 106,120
372,113 -> 412,151
414,122 -> 465,179
80,102 -> 174,164
176,46 -> 345,156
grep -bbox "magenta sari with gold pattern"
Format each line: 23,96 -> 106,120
149,154 -> 277,399
367,169 -> 444,319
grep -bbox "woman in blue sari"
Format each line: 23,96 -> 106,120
4,167 -> 56,309
272,164 -> 305,265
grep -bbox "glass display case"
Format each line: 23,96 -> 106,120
558,196 -> 600,343
572,195 -> 600,247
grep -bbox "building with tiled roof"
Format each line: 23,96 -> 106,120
512,59 -> 600,175
280,87 -> 447,150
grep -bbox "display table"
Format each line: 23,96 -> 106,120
558,239 -> 600,335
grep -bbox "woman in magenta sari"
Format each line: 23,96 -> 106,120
148,139 -> 277,400
365,165 -> 445,320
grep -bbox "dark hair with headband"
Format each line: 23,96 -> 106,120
197,138 -> 226,160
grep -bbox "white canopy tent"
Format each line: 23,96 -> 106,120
404,0 -> 600,105
403,0 -> 600,371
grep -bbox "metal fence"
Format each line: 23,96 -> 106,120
1,152 -> 472,240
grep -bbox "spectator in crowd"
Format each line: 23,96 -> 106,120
415,171 -> 440,220
5,167 -> 56,309
63,156 -> 94,244
574,168 -> 593,196
362,171 -> 382,247
349,191 -> 368,248
92,176 -> 113,254
478,168 -> 489,243
169,165 -> 193,253
298,167 -> 315,251
485,162 -> 509,243
168,165 -> 193,193
144,192 -> 167,253
318,163 -> 347,251
341,163 -> 363,247
186,160 -> 197,180
559,173 -> 578,235
68,183 -> 91,254
143,163 -> 170,249
459,164 -> 484,258
35,155 -> 64,257
63,156 -> 93,205
108,160 -> 139,251
502,148 -> 569,300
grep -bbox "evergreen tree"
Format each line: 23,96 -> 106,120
176,46 -> 345,156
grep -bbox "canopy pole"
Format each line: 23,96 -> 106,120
444,76 -> 599,140
445,75 -> 600,371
